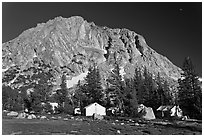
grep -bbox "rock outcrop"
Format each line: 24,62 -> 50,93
2,16 -> 182,92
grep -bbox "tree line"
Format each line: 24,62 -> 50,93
2,57 -> 202,119
73,62 -> 173,117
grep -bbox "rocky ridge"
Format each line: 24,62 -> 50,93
2,16 -> 182,92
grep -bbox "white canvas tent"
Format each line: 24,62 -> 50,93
170,106 -> 183,117
84,102 -> 106,116
137,104 -> 155,120
157,105 -> 183,118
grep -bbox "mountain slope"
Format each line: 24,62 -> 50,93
2,16 -> 182,92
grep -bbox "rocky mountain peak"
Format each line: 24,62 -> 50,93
2,16 -> 182,91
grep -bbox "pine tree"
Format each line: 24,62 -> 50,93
162,80 -> 172,105
106,63 -> 125,113
55,74 -> 68,108
124,78 -> 139,117
156,73 -> 172,107
178,57 -> 202,119
156,72 -> 164,105
74,80 -> 88,109
140,67 -> 155,106
134,67 -> 143,104
84,65 -> 104,104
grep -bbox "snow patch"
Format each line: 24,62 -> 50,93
66,71 -> 88,88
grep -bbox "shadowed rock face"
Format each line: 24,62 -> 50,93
2,16 -> 182,91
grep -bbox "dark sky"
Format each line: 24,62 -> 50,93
2,2 -> 202,76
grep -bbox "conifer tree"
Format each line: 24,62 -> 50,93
106,63 -> 125,112
74,80 -> 89,109
156,72 -> 164,105
178,57 -> 202,119
134,67 -> 143,104
140,67 -> 156,106
162,80 -> 172,105
84,65 -> 104,104
155,73 -> 172,108
124,78 -> 139,117
55,74 -> 68,108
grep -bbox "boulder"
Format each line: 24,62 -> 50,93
37,115 -> 41,119
27,114 -> 36,119
117,130 -> 121,134
7,111 -> 18,117
93,113 -> 104,120
70,117 -> 74,119
27,115 -> 33,119
31,114 -> 36,119
3,110 -> 9,113
51,116 -> 57,120
63,118 -> 69,121
17,112 -> 26,119
40,116 -> 47,119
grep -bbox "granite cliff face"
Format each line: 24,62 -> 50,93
2,16 -> 182,92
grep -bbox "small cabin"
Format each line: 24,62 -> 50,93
84,102 -> 106,116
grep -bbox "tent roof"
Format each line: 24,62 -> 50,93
157,105 -> 174,111
84,102 -> 104,109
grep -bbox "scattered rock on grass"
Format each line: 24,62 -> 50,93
63,118 -> 69,121
93,113 -> 104,120
17,113 -> 26,119
40,116 -> 47,120
27,115 -> 33,119
71,117 -> 74,119
10,131 -> 22,135
31,114 -> 36,119
117,130 -> 121,134
27,114 -> 36,119
7,111 -> 18,117
70,130 -> 78,134
51,116 -> 57,120
3,110 -> 9,113
134,123 -> 139,126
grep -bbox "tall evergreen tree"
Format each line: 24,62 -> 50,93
55,74 -> 68,108
74,80 -> 88,109
124,78 -> 139,117
156,72 -> 164,105
84,65 -> 104,104
156,73 -> 172,107
162,80 -> 172,105
106,63 -> 125,112
140,67 -> 157,107
178,57 -> 202,119
134,68 -> 144,104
